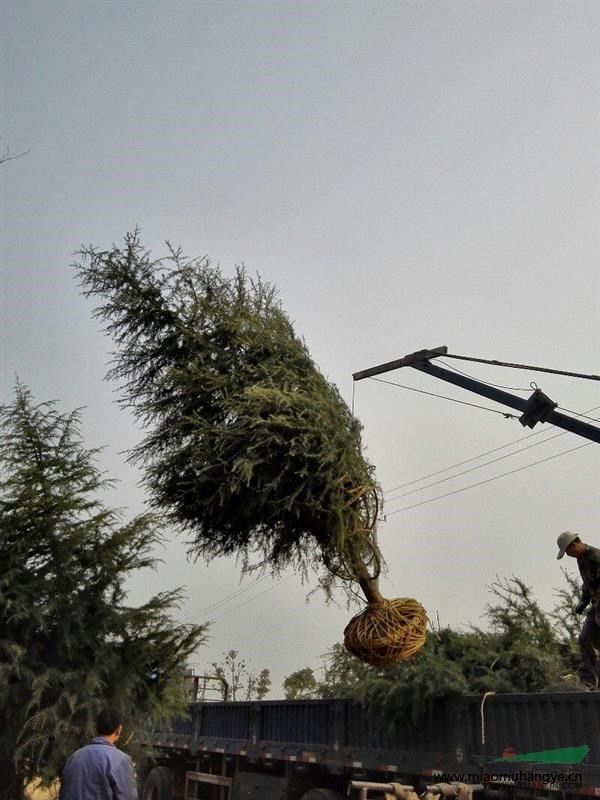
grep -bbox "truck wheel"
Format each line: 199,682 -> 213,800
300,791 -> 344,800
143,766 -> 173,800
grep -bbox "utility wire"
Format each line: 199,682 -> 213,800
384,425 -> 556,494
384,405 -> 600,500
181,574 -> 271,623
385,429 -> 568,504
369,377 -> 518,418
558,406 -> 600,424
208,576 -> 294,622
383,442 -> 592,517
445,353 -> 600,382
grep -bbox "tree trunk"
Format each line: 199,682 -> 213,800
355,559 -> 384,605
0,755 -> 25,800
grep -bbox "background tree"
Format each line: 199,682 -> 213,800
210,651 -> 246,701
282,668 -> 318,700
210,650 -> 271,700
480,576 -> 568,692
0,384 -> 208,799
0,142 -> 29,166
549,568 -> 581,674
317,644 -> 375,698
246,668 -> 271,701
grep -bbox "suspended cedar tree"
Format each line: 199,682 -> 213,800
75,230 -> 427,666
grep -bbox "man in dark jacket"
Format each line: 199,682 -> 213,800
557,531 -> 600,689
59,708 -> 137,800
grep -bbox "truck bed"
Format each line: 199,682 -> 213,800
151,691 -> 600,789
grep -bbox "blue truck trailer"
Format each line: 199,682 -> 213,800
141,690 -> 600,800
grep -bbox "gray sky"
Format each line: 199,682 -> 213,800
2,0 -> 599,696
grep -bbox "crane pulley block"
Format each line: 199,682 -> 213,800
519,388 -> 558,429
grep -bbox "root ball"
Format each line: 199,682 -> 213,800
343,597 -> 427,668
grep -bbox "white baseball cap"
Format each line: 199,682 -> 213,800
556,531 -> 579,560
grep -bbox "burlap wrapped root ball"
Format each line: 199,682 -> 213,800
344,597 -> 428,668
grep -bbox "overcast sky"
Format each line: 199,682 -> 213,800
2,0 -> 599,697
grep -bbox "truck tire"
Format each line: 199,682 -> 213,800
300,791 -> 344,800
143,766 -> 173,800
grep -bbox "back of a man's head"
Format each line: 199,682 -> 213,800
96,708 -> 122,736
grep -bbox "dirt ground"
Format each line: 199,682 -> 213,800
24,780 -> 60,800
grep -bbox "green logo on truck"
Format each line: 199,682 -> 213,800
494,746 -> 589,765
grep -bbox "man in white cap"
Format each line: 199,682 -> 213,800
557,531 -> 600,689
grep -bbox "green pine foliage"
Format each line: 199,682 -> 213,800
317,643 -> 376,698
0,384 -> 208,798
75,231 -> 381,599
549,569 -> 581,673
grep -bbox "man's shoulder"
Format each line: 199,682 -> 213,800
68,739 -> 130,765
66,740 -> 108,761
92,740 -> 132,762
582,546 -> 600,566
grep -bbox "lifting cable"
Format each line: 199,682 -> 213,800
444,353 -> 600,382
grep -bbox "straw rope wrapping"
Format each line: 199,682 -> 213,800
344,597 -> 428,668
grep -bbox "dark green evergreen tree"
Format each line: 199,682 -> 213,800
317,643 -> 376,698
0,384 -> 208,799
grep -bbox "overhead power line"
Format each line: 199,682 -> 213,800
383,442 -> 592,517
181,574 -> 270,623
208,576 -> 294,622
558,407 -> 600,424
384,405 -> 600,502
384,429 -> 567,504
384,425 -> 557,494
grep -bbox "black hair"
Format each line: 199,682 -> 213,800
96,708 -> 122,736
